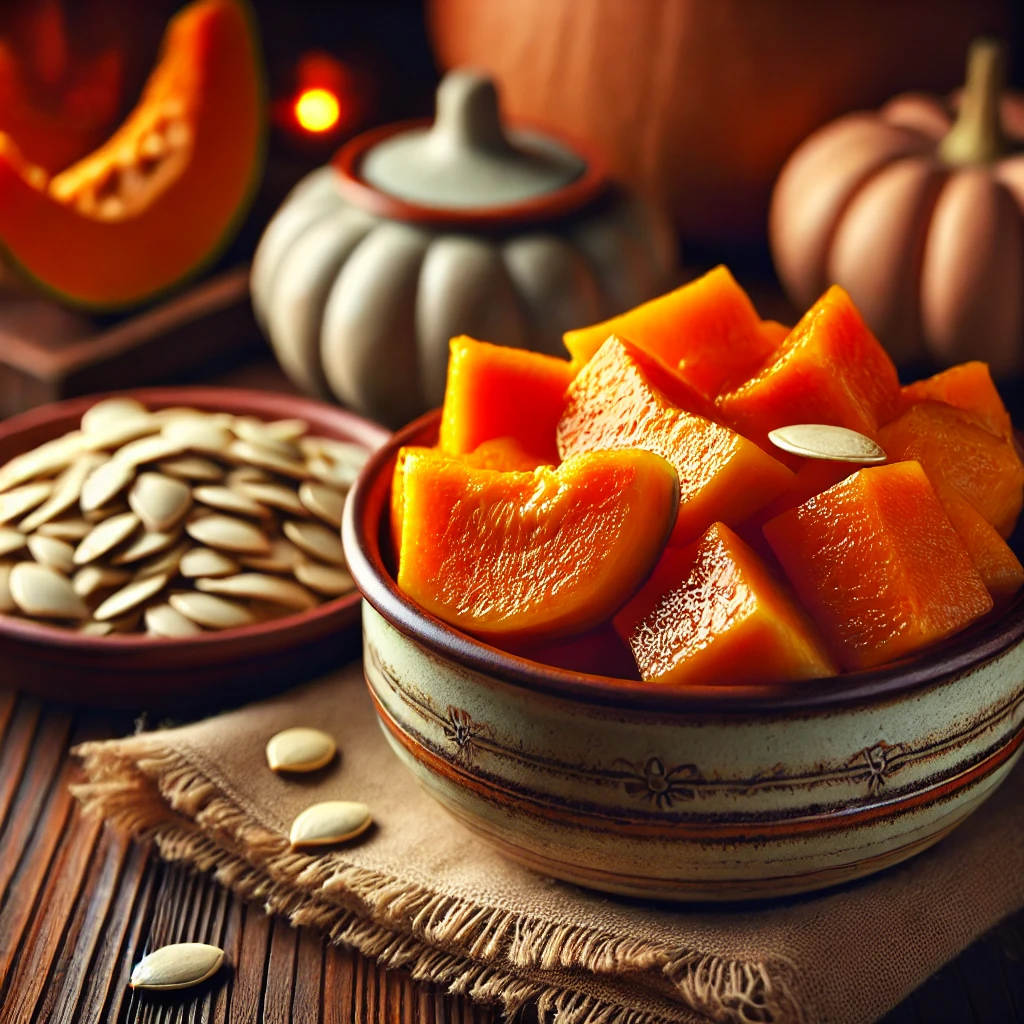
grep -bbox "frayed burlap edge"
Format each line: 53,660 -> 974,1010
71,740 -> 804,1024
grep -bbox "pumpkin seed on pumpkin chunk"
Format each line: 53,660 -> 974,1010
767,424 -> 887,464
266,727 -> 336,772
130,942 -> 225,991
289,801 -> 371,848
9,562 -> 88,619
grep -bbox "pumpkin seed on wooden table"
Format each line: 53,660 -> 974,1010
768,424 -> 887,464
266,727 -> 336,772
289,801 -> 371,848
0,398 -> 365,636
130,942 -> 225,991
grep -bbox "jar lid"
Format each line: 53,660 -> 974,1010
332,70 -> 607,227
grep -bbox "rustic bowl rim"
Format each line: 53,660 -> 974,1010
343,409 -> 1024,716
0,385 -> 389,653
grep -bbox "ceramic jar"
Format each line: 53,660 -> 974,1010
251,70 -> 677,428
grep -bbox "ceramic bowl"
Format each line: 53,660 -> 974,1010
0,386 -> 388,711
343,410 -> 1024,901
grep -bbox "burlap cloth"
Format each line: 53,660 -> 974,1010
72,663 -> 1024,1024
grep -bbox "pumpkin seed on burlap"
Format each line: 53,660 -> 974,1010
37,518 -> 92,540
128,472 -> 192,532
298,481 -> 344,528
73,565 -> 132,598
93,572 -> 169,621
130,943 -> 225,991
192,485 -> 269,519
195,573 -> 317,611
293,560 -> 354,597
289,801 -> 371,848
266,727 -> 336,772
73,512 -> 140,565
27,534 -> 76,574
179,546 -> 239,579
169,591 -> 256,630
283,520 -> 345,566
767,424 -> 887,464
0,481 -> 53,524
185,514 -> 270,555
0,528 -> 27,557
0,562 -> 14,612
145,603 -> 203,638
157,455 -> 225,482
9,562 -> 88,619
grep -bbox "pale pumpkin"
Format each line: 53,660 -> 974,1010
771,39 -> 1024,375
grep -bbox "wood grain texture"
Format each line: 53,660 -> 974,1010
0,687 -> 1021,1024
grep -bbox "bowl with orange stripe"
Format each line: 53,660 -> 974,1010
342,410 -> 1024,901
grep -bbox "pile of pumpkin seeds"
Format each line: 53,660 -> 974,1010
0,397 -> 367,636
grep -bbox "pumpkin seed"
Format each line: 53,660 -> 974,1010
80,459 -> 134,512
19,454 -> 107,532
266,727 -> 336,772
93,572 -> 169,621
283,520 -> 345,566
111,528 -> 181,565
37,518 -> 92,540
157,455 -> 225,482
129,473 -> 192,532
0,562 -> 14,612
135,540 -> 190,579
289,801 -> 371,848
233,481 -> 305,517
262,418 -> 309,441
192,485 -> 269,519
179,547 -> 239,578
114,434 -> 185,469
293,560 -> 354,597
145,603 -> 202,638
185,514 -> 271,555
767,424 -> 887,464
169,591 -> 256,630
0,433 -> 83,493
240,536 -> 303,573
226,466 -> 272,487
0,528 -> 27,557
196,573 -> 317,610
83,501 -> 129,523
73,512 -> 140,565
27,534 -> 76,574
300,436 -> 370,468
229,439 -> 307,479
161,417 -> 234,454
130,942 -> 225,991
307,455 -> 359,490
81,414 -> 159,451
73,565 -> 132,598
9,562 -> 88,619
81,397 -> 148,434
233,418 -> 302,458
0,482 -> 54,525
298,481 -> 344,528
79,620 -> 114,636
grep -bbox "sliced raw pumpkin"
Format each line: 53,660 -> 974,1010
613,522 -> 835,687
763,461 -> 992,671
931,480 -> 1024,606
716,285 -> 900,460
563,265 -> 773,398
439,336 -> 576,465
0,0 -> 264,309
557,334 -> 793,545
757,319 -> 791,350
396,446 -> 678,642
878,401 -> 1024,538
894,362 -> 1014,444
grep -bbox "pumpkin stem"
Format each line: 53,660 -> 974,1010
939,38 -> 1009,166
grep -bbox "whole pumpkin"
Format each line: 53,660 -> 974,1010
770,39 -> 1024,375
428,0 -> 1009,244
250,168 -> 675,428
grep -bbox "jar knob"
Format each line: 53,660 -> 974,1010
427,70 -> 518,160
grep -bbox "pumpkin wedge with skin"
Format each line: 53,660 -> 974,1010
894,361 -> 1013,443
389,437 -> 542,561
397,447 -> 678,642
717,285 -> 900,461
613,522 -> 835,687
931,479 -> 1024,605
563,265 -> 774,399
439,336 -> 576,465
557,334 -> 793,546
878,400 -> 1024,537
763,461 -> 992,672
0,0 -> 264,309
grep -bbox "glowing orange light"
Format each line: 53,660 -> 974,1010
295,88 -> 340,133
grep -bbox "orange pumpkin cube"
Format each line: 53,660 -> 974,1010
613,523 -> 835,687
895,362 -> 1013,443
439,336 -> 576,465
563,265 -> 773,398
878,401 -> 1024,537
716,285 -> 900,459
557,335 -> 793,545
763,462 -> 992,671
397,447 -> 678,642
930,480 -> 1024,606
